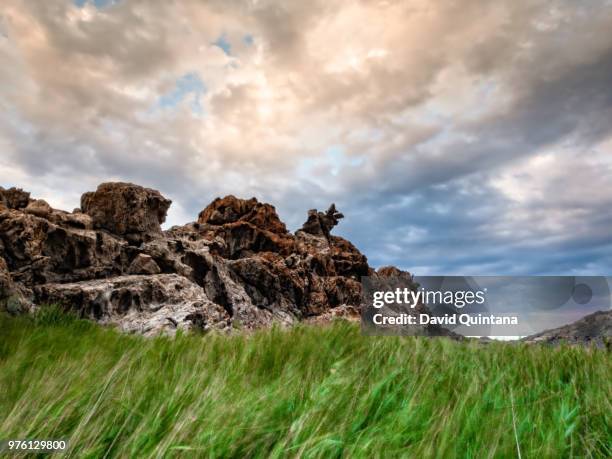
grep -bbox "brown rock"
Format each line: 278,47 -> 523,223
0,187 -> 30,209
128,254 -> 161,275
198,195 -> 287,234
81,182 -> 171,242
0,208 -> 126,285
192,196 -> 295,259
300,204 -> 344,238
61,211 -> 94,230
3,181 -> 380,336
377,266 -> 407,278
0,257 -> 13,302
0,256 -> 31,313
25,199 -> 53,218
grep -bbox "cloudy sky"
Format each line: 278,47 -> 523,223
1,0 -> 612,275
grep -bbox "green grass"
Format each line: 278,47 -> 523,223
0,308 -> 610,458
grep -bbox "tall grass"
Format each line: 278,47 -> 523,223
0,309 -> 610,458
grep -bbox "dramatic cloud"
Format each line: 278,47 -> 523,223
1,0 -> 611,274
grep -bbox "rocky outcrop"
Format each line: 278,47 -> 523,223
522,310 -> 611,348
34,274 -> 230,336
198,195 -> 288,234
0,186 -> 30,210
0,207 -> 126,286
300,204 -> 344,239
81,182 -> 171,243
1,182 -> 380,335
25,199 -> 53,219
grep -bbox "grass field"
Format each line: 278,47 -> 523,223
0,308 -> 610,458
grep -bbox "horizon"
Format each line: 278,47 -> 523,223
1,0 -> 612,275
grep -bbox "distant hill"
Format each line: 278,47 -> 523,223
522,310 -> 611,347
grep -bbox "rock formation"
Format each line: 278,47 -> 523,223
0,182 -> 382,335
300,204 -> 344,239
81,182 -> 171,243
0,186 -> 30,210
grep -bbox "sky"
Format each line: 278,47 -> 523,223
1,0 -> 612,275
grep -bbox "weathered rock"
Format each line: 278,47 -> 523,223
377,266 -> 406,277
81,182 -> 171,243
34,274 -> 230,336
0,257 -> 14,304
25,199 -> 53,219
300,204 -> 344,238
60,210 -> 94,230
128,254 -> 161,275
3,183 -> 377,335
198,195 -> 287,234
0,187 -> 30,210
194,196 -> 295,259
0,256 -> 32,313
0,208 -> 126,285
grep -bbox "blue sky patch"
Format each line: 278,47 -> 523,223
74,0 -> 119,8
158,73 -> 206,114
213,34 -> 232,55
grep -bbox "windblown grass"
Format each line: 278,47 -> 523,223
0,308 -> 610,458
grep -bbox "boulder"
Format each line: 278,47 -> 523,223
128,254 -> 161,275
81,182 -> 171,242
193,196 -> 294,258
25,199 -> 53,219
0,186 -> 30,210
198,195 -> 287,234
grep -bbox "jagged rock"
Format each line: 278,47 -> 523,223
60,210 -> 94,230
0,208 -> 126,285
198,195 -> 287,234
3,182 -> 376,335
0,257 -> 32,313
25,199 -> 53,218
128,254 -> 161,275
377,266 -> 406,277
33,274 -> 230,336
300,204 -> 344,238
81,182 -> 171,243
0,186 -> 30,210
195,196 -> 293,259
